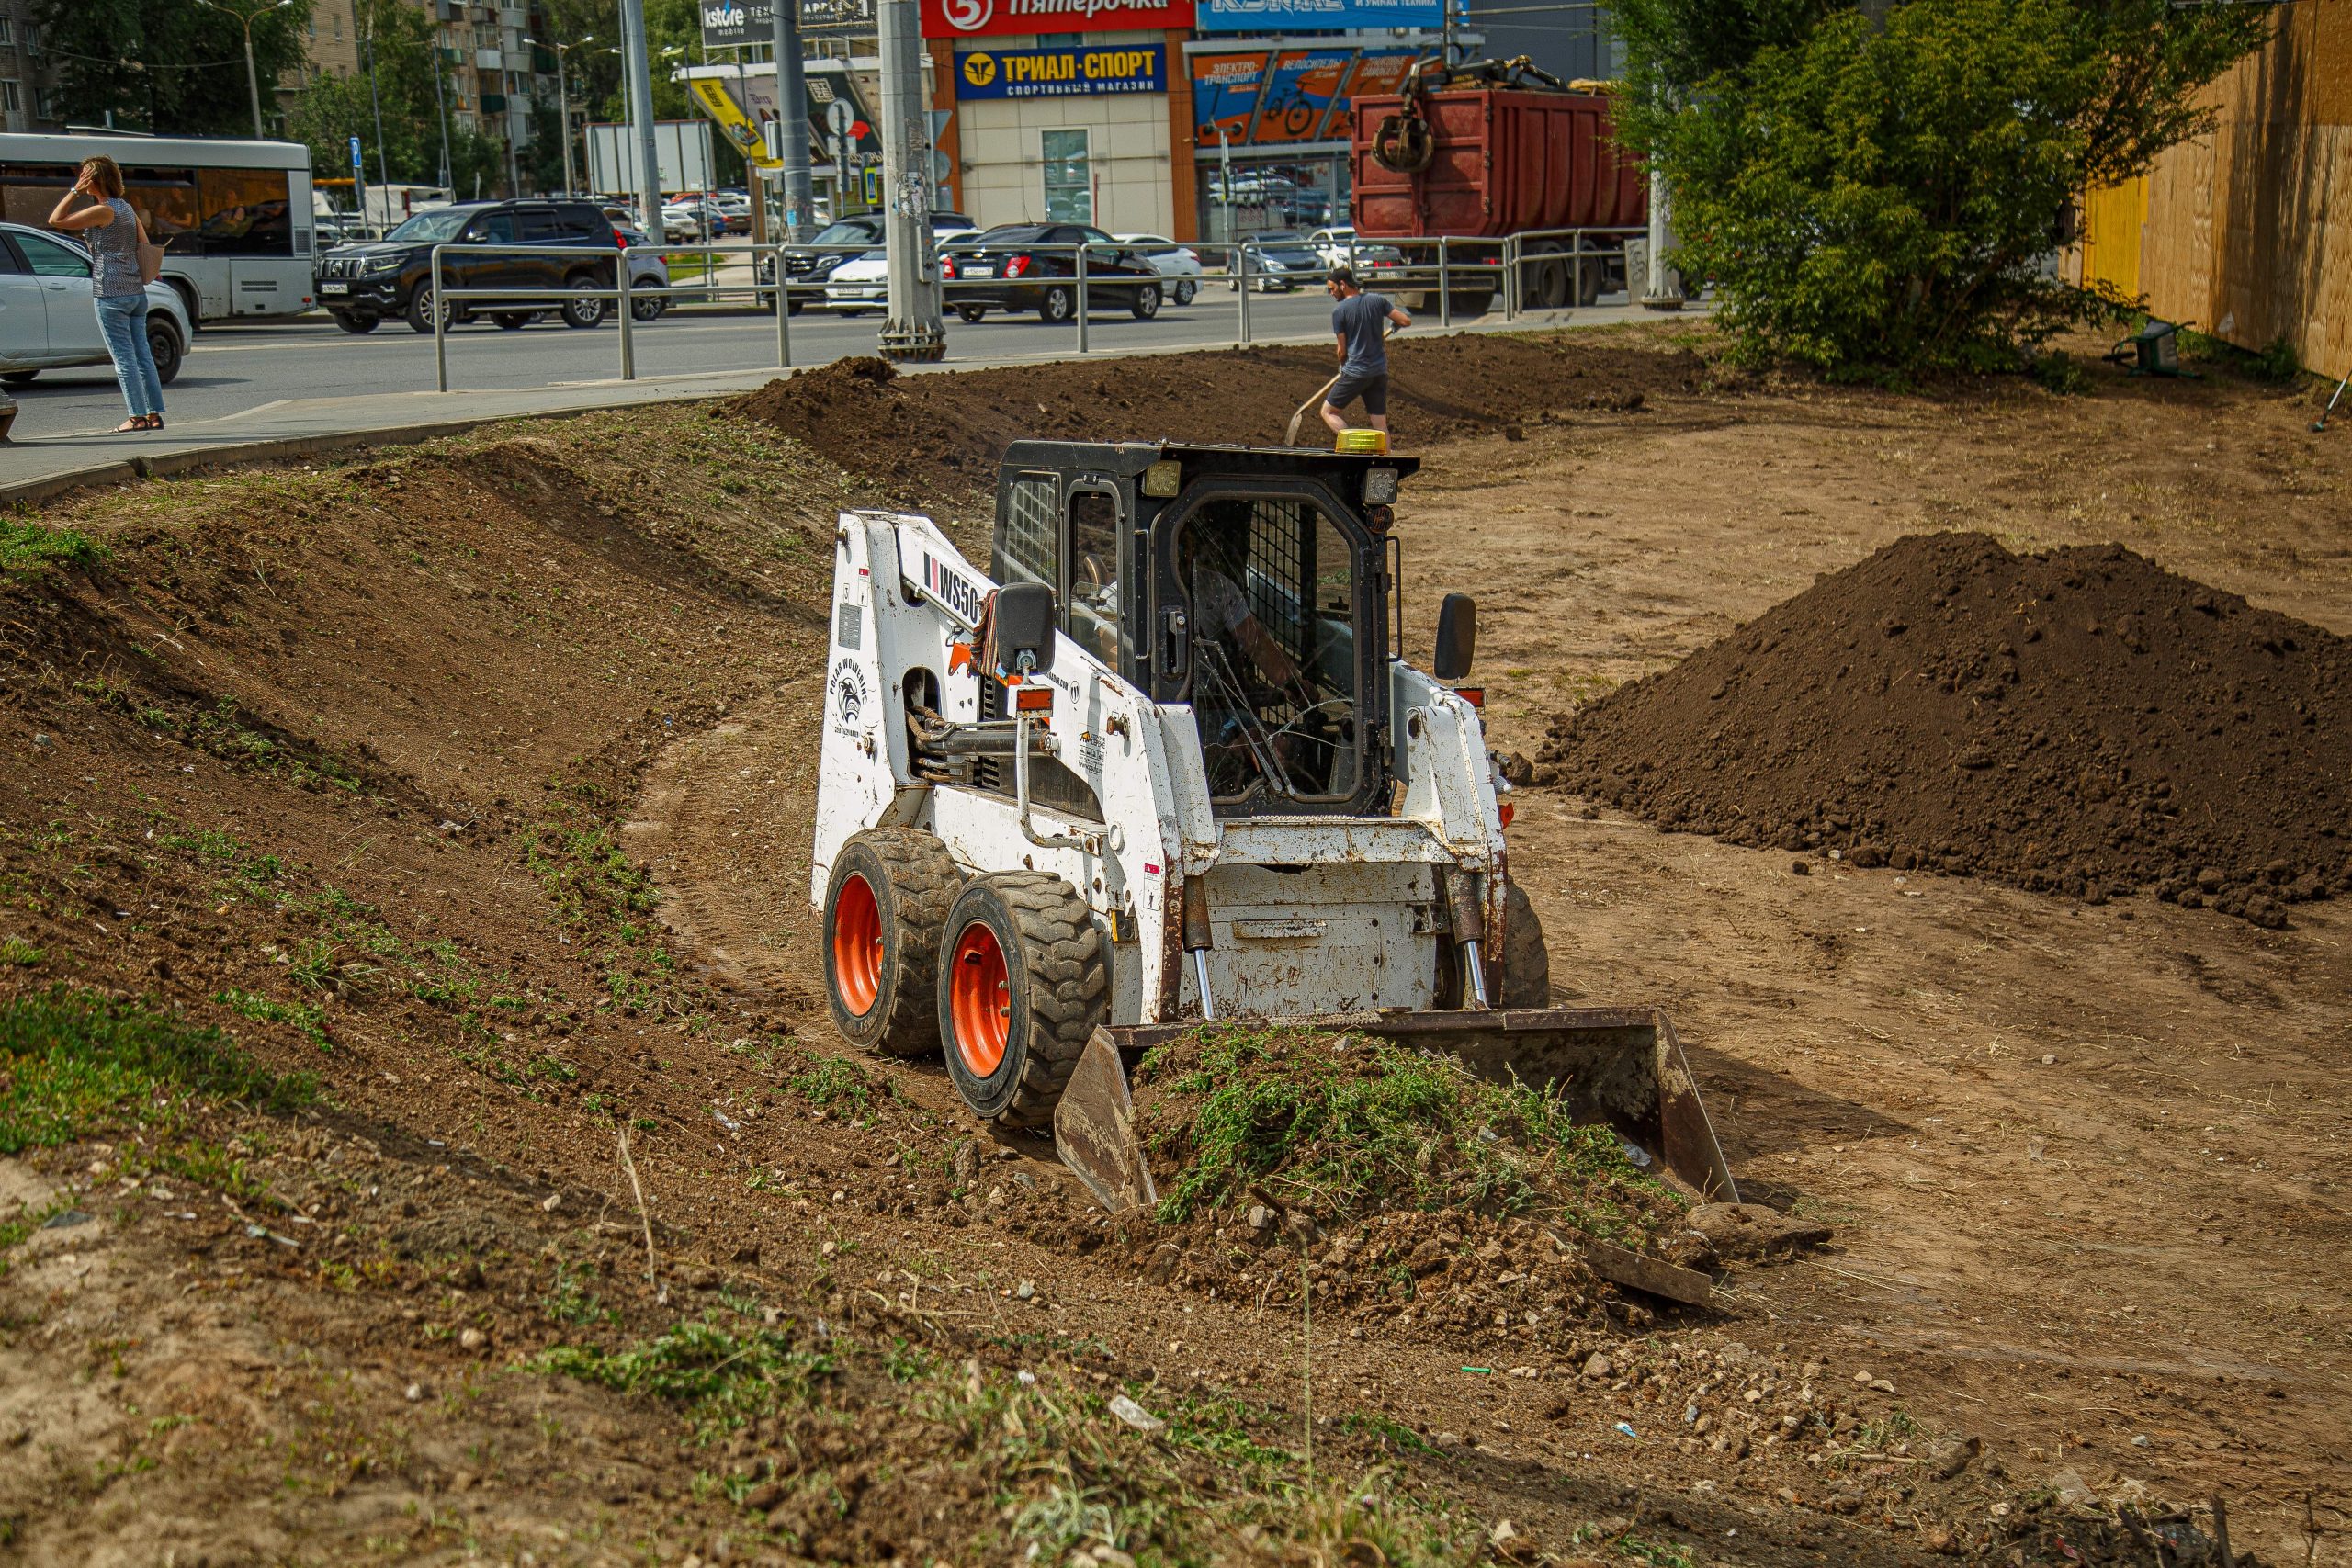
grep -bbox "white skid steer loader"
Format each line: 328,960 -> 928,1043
813,439 -> 1735,1213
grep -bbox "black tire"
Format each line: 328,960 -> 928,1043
1575,243 -> 1605,308
937,873 -> 1106,1128
146,318 -> 184,386
331,311 -> 378,334
1498,879 -> 1551,1008
404,286 -> 437,333
1173,277 -> 1196,306
1128,281 -> 1161,320
493,312 -> 533,330
1038,285 -> 1074,323
823,829 -> 962,1059
630,290 -> 666,322
560,274 -> 607,328
1,369 -> 36,387
788,299 -> 805,316
956,304 -> 987,324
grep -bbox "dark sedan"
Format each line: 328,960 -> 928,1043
938,224 -> 1164,323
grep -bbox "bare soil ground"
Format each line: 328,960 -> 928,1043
0,327 -> 2344,1567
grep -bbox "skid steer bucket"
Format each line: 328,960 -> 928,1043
1052,1006 -> 1738,1215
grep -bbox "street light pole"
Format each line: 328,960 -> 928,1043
525,33 -> 592,196
362,3 -> 390,232
769,0 -> 815,243
617,0 -> 663,241
196,0 -> 292,139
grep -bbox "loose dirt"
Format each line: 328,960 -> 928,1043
725,333 -> 1691,511
1,325 -> 2346,1566
1538,531 -> 2352,925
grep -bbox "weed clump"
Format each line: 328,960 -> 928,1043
0,987 -> 314,1154
1136,1026 -> 1673,1240
0,519 -> 107,576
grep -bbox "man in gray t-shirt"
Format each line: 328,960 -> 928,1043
1321,267 -> 1412,440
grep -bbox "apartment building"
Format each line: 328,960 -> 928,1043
0,0 -> 61,132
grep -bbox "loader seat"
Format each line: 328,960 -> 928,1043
1177,497 -> 1361,807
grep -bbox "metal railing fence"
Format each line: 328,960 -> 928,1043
418,225 -> 1657,392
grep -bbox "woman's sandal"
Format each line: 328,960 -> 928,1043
144,415 -> 164,430
115,419 -> 145,434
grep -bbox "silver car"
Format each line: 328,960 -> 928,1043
0,220 -> 194,389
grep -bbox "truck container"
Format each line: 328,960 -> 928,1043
1351,85 -> 1647,309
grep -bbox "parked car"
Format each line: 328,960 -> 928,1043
615,224 -> 673,322
661,202 -> 710,243
1230,231 -> 1326,291
0,220 -> 193,387
756,213 -> 977,310
937,224 -> 1164,323
313,198 -> 620,333
1114,233 -> 1202,305
821,248 -> 889,314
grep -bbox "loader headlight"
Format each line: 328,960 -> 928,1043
1363,466 -> 1399,505
1142,458 -> 1182,498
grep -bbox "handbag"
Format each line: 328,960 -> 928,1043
135,215 -> 165,286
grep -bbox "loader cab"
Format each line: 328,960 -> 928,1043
991,440 -> 1419,818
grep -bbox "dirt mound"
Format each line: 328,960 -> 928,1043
1539,532 -> 2352,924
724,333 -> 1702,508
1110,1026 -> 1700,1337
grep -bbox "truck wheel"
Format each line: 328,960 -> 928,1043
938,873 -> 1106,1128
1498,880 -> 1551,1008
823,829 -> 962,1059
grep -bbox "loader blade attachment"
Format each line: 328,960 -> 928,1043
1053,1028 -> 1159,1214
1053,1007 -> 1736,1214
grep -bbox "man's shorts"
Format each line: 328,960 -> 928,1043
1325,369 -> 1389,416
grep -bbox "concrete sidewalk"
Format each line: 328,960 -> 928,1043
0,300 -> 1695,506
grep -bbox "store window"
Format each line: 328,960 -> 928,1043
1041,129 -> 1090,224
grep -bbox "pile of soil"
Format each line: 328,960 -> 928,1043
724,334 -> 1701,508
1539,532 -> 2352,925
1106,1026 -> 1701,1337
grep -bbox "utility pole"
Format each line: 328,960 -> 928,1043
769,0 -> 816,241
618,0 -> 664,235
196,0 -> 291,139
875,0 -> 942,360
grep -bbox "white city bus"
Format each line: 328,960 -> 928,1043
0,132 -> 318,324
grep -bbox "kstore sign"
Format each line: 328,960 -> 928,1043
956,45 -> 1167,99
922,0 -> 1193,37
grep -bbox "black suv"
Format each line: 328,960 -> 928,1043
316,199 -> 621,334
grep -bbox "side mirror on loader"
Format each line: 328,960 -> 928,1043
988,581 -> 1057,678
1433,592 -> 1476,682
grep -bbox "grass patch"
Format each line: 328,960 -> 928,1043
1135,1025 -> 1673,1239
533,1315 -> 835,1444
0,938 -> 42,967
213,987 -> 334,1053
0,987 -> 314,1155
0,519 -> 107,576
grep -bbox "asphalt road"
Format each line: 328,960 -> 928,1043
2,288 -> 1404,445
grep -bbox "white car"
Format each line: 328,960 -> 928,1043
821,248 -> 889,314
0,220 -> 193,389
1114,233 -> 1202,306
661,203 -> 709,243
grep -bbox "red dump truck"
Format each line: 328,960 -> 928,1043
1351,59 -> 1647,310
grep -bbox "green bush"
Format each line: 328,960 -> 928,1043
1612,0 -> 2271,379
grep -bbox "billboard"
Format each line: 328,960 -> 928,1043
1190,50 -> 1270,145
920,0 -> 1193,39
586,119 -> 717,197
1195,0 -> 1440,28
699,0 -> 876,47
955,45 -> 1166,99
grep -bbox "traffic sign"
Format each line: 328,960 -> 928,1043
349,135 -> 363,168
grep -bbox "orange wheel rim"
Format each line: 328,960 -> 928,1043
831,873 -> 883,1016
950,921 -> 1010,1077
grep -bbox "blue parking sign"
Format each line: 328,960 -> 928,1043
349,135 -> 363,168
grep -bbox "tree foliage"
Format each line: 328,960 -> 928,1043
1610,0 -> 2272,378
36,0 -> 315,135
285,0 -> 509,205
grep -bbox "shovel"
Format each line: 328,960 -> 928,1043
1284,369 -> 1345,446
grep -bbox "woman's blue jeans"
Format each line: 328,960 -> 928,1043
95,293 -> 164,418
